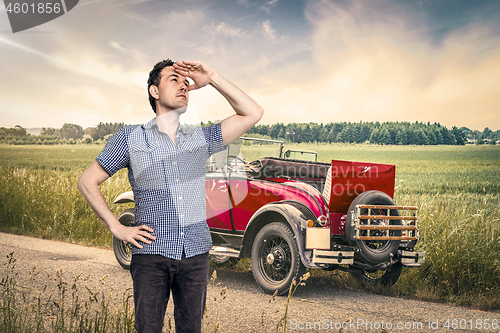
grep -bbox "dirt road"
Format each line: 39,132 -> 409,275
1,232 -> 498,332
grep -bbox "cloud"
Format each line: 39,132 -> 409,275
259,0 -> 279,14
109,41 -> 147,59
204,22 -> 245,38
260,20 -> 277,42
163,9 -> 205,30
247,0 -> 500,129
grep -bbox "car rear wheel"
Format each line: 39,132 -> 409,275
113,208 -> 134,270
359,262 -> 403,286
251,222 -> 306,296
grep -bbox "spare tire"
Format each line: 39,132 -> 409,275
345,191 -> 401,264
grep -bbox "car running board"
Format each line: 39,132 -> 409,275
209,246 -> 240,258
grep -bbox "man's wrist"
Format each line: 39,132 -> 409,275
106,217 -> 123,234
209,71 -> 222,88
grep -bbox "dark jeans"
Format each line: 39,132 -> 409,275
130,252 -> 209,333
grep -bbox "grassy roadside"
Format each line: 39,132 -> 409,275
0,143 -> 499,312
0,251 -> 310,333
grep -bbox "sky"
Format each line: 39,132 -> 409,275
1,0 -> 499,131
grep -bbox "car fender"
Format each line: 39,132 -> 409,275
240,201 -> 318,268
113,191 -> 134,204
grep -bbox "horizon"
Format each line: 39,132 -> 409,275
13,120 -> 498,134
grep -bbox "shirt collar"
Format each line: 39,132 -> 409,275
143,118 -> 186,135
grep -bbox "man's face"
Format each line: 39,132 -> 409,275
153,66 -> 190,113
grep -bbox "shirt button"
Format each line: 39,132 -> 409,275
179,196 -> 183,200
176,179 -> 180,182
173,161 -> 177,165
180,232 -> 184,236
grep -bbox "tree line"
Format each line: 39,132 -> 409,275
245,121 -> 499,145
0,122 -> 126,145
1,121 -> 499,145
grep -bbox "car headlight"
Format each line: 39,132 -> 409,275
317,215 -> 328,227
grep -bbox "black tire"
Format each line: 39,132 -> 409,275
358,262 -> 403,287
251,222 -> 306,296
113,208 -> 134,270
346,191 -> 401,265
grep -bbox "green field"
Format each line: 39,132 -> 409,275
0,143 -> 499,310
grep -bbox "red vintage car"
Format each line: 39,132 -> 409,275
113,137 -> 425,295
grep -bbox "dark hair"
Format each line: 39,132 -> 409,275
147,59 -> 175,113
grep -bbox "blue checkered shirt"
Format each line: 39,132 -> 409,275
96,118 -> 226,260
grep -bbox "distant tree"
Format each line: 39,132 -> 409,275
257,124 -> 270,136
41,127 -> 60,136
405,127 -> 416,144
13,125 -> 27,137
82,134 -> 93,144
416,129 -> 429,145
301,124 -> 313,143
278,127 -> 286,140
327,128 -> 336,143
451,126 -> 465,145
0,125 -> 28,137
459,127 -> 473,140
441,128 -> 456,145
319,127 -> 329,143
379,128 -> 391,145
337,125 -> 355,143
310,123 -> 323,142
433,127 -> 443,144
483,127 -> 492,140
359,123 -> 372,143
60,123 -> 84,140
87,127 -> 100,141
369,128 -> 380,144
426,128 -> 437,145
396,130 -> 408,145
269,123 -> 284,139
327,123 -> 343,143
385,124 -> 398,144
85,122 -> 125,141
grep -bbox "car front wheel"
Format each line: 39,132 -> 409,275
251,222 -> 306,295
113,208 -> 134,270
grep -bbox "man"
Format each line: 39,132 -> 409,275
77,59 -> 263,332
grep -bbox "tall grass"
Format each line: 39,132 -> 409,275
0,166 -> 132,247
395,192 -> 500,309
0,252 -> 135,333
0,144 -> 499,310
0,143 -> 133,247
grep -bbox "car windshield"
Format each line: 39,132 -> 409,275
206,137 -> 319,172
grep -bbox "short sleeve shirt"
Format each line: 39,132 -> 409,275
96,118 -> 226,260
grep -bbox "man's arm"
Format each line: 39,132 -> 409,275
173,61 -> 263,145
77,160 -> 156,248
